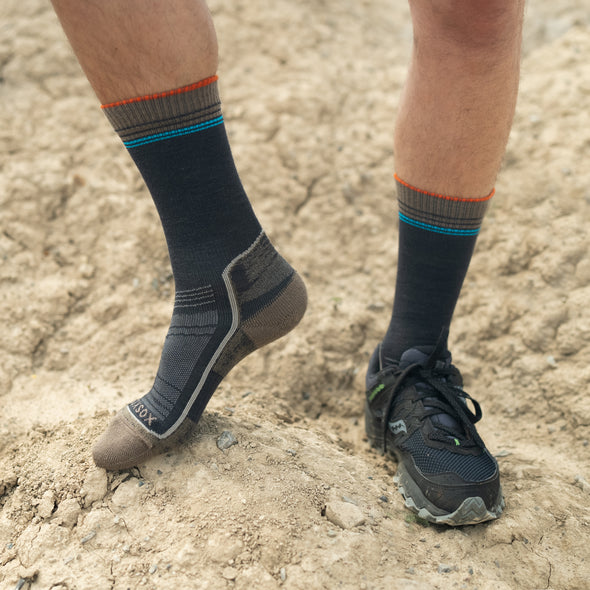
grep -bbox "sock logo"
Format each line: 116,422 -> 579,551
389,419 -> 407,435
130,400 -> 157,426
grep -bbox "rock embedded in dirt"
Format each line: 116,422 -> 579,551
222,566 -> 239,580
53,498 -> 82,528
81,467 -> 108,507
324,500 -> 365,529
574,474 -> 589,493
205,531 -> 244,564
0,470 -> 18,496
217,430 -> 238,450
37,490 -> 55,519
235,564 -> 276,589
111,478 -> 145,508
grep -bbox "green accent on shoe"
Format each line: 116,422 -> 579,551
368,383 -> 385,402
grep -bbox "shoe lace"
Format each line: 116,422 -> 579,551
383,331 -> 484,450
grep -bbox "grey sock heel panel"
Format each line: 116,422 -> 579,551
210,271 -> 306,378
242,272 -> 307,348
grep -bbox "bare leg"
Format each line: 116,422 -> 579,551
395,0 -> 525,197
50,0 -> 218,103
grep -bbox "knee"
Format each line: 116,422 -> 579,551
410,0 -> 523,54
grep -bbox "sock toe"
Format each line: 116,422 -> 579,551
93,409 -> 157,470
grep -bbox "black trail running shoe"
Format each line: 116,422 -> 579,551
365,338 -> 504,526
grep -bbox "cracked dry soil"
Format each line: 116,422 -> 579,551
1,0 -> 590,588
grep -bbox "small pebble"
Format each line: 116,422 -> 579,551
15,579 -> 26,590
217,431 -> 238,450
80,531 -> 96,544
37,490 -> 55,519
222,566 -> 239,580
325,501 -> 365,529
379,495 -> 388,503
438,564 -> 455,574
6,542 -> 14,550
149,565 -> 158,574
406,567 -> 415,575
286,449 -> 297,456
53,498 -> 81,528
280,567 -> 287,582
342,495 -> 358,505
81,468 -> 108,507
574,475 -> 589,493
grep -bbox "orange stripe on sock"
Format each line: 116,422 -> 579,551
394,173 -> 495,202
101,76 -> 219,109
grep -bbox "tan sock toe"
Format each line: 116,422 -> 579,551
93,409 -> 157,471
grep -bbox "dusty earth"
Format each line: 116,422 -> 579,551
1,0 -> 590,589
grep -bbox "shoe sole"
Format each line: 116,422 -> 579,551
394,463 -> 505,526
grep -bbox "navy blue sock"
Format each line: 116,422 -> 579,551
93,78 -> 307,469
380,175 -> 493,365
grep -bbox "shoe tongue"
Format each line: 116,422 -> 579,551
398,347 -> 432,369
398,347 -> 462,434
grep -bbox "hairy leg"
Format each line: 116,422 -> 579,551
395,0 -> 525,197
50,0 -> 217,103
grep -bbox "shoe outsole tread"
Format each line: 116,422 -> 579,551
394,463 -> 504,526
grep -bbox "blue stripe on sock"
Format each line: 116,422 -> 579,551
123,115 -> 224,148
398,212 -> 480,236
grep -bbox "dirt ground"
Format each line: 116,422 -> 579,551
1,0 -> 590,588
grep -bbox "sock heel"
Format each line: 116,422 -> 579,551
241,271 -> 307,348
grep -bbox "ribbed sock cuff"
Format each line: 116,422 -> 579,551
395,174 -> 493,236
101,76 -> 222,147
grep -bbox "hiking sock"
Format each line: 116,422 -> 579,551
93,77 -> 307,470
379,174 -> 493,365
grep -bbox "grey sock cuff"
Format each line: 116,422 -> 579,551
395,176 -> 492,233
101,79 -> 221,143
